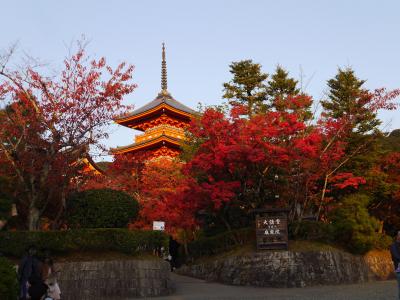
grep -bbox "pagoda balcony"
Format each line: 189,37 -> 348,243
135,125 -> 185,144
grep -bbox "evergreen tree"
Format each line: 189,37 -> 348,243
267,66 -> 312,120
267,65 -> 300,102
223,60 -> 268,116
322,67 -> 380,134
322,68 -> 383,178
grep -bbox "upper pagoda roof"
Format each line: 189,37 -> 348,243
115,91 -> 196,122
114,43 -> 196,126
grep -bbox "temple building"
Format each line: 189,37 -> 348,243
111,44 -> 196,159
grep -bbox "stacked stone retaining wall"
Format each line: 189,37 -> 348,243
178,250 -> 393,288
55,259 -> 172,299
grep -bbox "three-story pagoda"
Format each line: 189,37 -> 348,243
111,44 -> 196,159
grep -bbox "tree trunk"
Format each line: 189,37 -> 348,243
181,230 -> 189,258
220,215 -> 240,245
28,206 -> 40,231
316,175 -> 329,221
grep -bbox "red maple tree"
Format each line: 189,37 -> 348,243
0,44 -> 136,230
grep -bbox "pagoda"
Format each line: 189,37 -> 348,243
111,44 -> 196,159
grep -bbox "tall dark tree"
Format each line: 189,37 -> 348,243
267,66 -> 300,102
321,68 -> 386,190
322,68 -> 380,134
267,66 -> 312,120
223,60 -> 268,116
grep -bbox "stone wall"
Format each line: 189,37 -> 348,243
178,250 -> 394,288
55,259 -> 173,299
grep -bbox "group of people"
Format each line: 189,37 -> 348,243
18,246 -> 61,300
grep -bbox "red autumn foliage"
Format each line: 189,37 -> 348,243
131,158 -> 198,237
82,88 -> 399,233
330,173 -> 367,189
0,44 -> 136,230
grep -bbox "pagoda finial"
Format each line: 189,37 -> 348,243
161,42 -> 168,93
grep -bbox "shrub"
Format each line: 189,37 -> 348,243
0,229 -> 168,257
0,257 -> 18,300
289,220 -> 334,243
187,227 -> 254,259
66,189 -> 139,228
330,193 -> 389,254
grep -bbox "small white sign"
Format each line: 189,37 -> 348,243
153,221 -> 165,231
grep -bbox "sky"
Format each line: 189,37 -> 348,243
1,0 -> 400,161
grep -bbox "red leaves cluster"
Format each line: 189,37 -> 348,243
330,173 -> 367,189
184,95 -> 326,215
131,158 -> 198,237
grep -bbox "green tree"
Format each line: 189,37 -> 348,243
223,60 -> 268,116
330,193 -> 390,254
267,66 -> 300,102
322,68 -> 380,134
267,66 -> 312,120
66,189 -> 140,228
321,68 -> 384,176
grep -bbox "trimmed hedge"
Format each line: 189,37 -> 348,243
187,227 -> 255,259
0,257 -> 18,300
66,189 -> 139,228
0,229 -> 168,257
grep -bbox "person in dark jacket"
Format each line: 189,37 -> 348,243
18,246 -> 40,300
168,236 -> 180,271
28,275 -> 48,300
390,231 -> 400,300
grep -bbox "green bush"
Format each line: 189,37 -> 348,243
66,189 -> 139,228
289,220 -> 334,243
0,229 -> 168,257
330,193 -> 390,254
0,257 -> 18,300
187,227 -> 254,259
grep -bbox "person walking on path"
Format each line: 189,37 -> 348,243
390,231 -> 400,300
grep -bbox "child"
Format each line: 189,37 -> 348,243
45,273 -> 61,300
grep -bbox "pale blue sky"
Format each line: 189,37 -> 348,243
1,0 -> 400,161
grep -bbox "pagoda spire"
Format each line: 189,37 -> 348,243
161,43 -> 168,93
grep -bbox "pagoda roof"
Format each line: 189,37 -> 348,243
131,91 -> 196,116
114,91 -> 196,126
110,134 -> 181,154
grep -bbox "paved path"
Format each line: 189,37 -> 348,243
150,273 -> 398,300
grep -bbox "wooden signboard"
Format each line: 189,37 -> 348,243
254,209 -> 288,250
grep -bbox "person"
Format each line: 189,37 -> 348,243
42,252 -> 61,300
18,246 -> 42,300
45,273 -> 61,300
168,236 -> 180,271
390,231 -> 400,300
28,275 -> 48,300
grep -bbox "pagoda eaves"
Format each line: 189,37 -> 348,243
114,91 -> 196,131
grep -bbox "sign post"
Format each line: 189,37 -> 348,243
252,208 -> 289,250
153,221 -> 165,231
